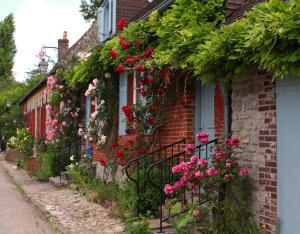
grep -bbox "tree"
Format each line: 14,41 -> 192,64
0,14 -> 16,88
80,0 -> 101,22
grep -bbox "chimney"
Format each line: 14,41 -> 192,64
226,0 -> 245,16
58,31 -> 69,62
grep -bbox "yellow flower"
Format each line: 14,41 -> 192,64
261,224 -> 266,229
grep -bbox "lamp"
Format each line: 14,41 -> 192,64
38,59 -> 49,73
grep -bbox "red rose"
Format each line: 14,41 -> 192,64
128,40 -> 133,46
99,159 -> 106,166
109,49 -> 117,59
150,105 -> 157,113
120,36 -> 126,42
116,64 -> 125,72
134,55 -> 140,62
135,40 -> 141,48
126,56 -> 133,65
121,41 -> 128,49
116,150 -> 124,158
136,64 -> 144,72
150,48 -> 154,55
144,48 -> 150,58
122,106 -> 131,114
117,18 -> 126,30
112,143 -> 118,148
145,78 -> 153,84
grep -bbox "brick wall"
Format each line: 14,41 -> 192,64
231,70 -> 277,233
116,0 -> 149,24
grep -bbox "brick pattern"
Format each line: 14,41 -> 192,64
231,71 -> 277,233
116,0 -> 149,25
214,82 -> 225,138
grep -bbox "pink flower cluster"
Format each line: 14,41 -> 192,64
45,76 -> 63,96
164,155 -> 219,195
196,131 -> 209,144
224,137 -> 240,148
185,144 -> 195,154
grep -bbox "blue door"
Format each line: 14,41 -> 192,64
276,77 -> 300,233
195,81 -> 215,141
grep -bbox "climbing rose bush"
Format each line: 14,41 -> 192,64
164,132 -> 248,195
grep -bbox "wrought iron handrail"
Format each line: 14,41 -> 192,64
147,138 -> 218,233
124,139 -> 186,216
57,139 -> 86,181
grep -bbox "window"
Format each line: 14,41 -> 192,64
98,0 -> 116,42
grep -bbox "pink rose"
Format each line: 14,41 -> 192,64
224,174 -> 231,181
194,171 -> 204,179
196,131 -> 209,142
239,168 -> 249,176
206,167 -> 220,176
225,159 -> 233,168
192,210 -> 200,217
185,144 -> 195,154
215,151 -> 224,160
164,184 -> 173,195
200,137 -> 209,144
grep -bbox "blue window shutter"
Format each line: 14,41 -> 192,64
108,0 -> 112,35
97,7 -> 104,42
85,96 -> 91,130
119,72 -> 128,135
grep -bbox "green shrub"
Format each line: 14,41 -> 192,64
67,165 -> 87,188
125,219 -> 152,234
34,150 -> 59,182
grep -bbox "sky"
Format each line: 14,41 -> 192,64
0,0 -> 91,82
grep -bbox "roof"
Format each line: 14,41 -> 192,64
134,0 -> 174,20
18,77 -> 47,106
225,0 -> 265,24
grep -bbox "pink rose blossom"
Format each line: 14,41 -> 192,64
197,159 -> 208,167
192,210 -> 200,217
206,168 -> 220,176
164,184 -> 173,195
225,159 -> 233,168
194,171 -> 204,179
224,174 -> 231,181
185,144 -> 195,154
239,168 -> 249,176
200,137 -> 209,144
196,131 -> 209,142
215,150 -> 224,160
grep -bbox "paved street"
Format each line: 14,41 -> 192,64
0,163 -> 53,234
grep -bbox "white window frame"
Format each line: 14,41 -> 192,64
98,0 -> 116,42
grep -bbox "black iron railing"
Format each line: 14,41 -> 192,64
147,139 -> 218,233
57,139 -> 85,181
124,139 -> 186,216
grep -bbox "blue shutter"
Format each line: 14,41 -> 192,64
97,6 -> 104,42
119,72 -> 128,135
85,96 -> 91,130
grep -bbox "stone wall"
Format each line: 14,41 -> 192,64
231,70 -> 277,234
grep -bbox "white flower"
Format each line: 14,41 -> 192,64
99,120 -> 106,127
70,155 -> 75,161
93,79 -> 99,85
85,90 -> 90,96
100,100 -> 105,105
12,165 -> 17,170
104,72 -> 111,78
68,164 -> 74,169
99,135 -> 107,144
84,134 -> 87,139
78,128 -> 84,136
91,111 -> 98,120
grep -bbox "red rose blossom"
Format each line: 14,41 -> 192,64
116,150 -> 124,158
116,64 -> 125,72
136,64 -> 144,72
135,40 -> 141,47
109,49 -> 117,59
99,159 -> 106,166
117,18 -> 126,30
134,55 -> 140,62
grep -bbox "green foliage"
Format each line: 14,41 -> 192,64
35,148 -> 60,181
0,14 -> 16,86
192,0 -> 300,82
153,0 -> 224,69
124,219 -> 152,234
80,0 -> 101,22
